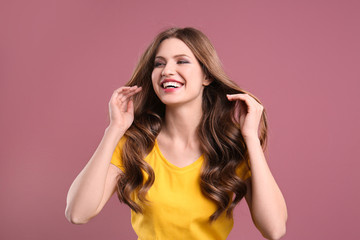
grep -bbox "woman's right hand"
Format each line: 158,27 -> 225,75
108,85 -> 142,131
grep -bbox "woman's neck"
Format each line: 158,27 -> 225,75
160,103 -> 203,145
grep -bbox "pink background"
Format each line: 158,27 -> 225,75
1,0 -> 359,239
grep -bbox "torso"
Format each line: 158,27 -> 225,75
110,137 -> 252,239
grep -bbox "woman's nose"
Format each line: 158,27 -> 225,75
161,63 -> 176,77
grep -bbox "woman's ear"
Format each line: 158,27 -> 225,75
202,76 -> 213,86
201,65 -> 213,86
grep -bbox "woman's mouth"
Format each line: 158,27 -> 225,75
160,79 -> 184,92
162,81 -> 183,89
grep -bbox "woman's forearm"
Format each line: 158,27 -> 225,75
65,125 -> 124,224
245,136 -> 288,240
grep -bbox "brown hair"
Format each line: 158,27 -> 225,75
116,27 -> 268,221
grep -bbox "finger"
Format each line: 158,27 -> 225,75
238,100 -> 248,114
113,85 -> 140,96
120,87 -> 141,113
113,86 -> 133,97
127,98 -> 134,115
115,86 -> 132,92
226,93 -> 250,101
227,94 -> 253,108
110,87 -> 131,104
227,94 -> 262,111
119,86 -> 142,102
111,87 -> 141,114
124,86 -> 142,97
108,87 -> 132,114
112,86 -> 139,102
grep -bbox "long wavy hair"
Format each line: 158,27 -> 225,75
116,27 -> 268,221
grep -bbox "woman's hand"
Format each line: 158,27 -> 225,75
109,85 -> 142,131
226,93 -> 264,139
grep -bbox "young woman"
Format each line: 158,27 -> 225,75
65,27 -> 287,240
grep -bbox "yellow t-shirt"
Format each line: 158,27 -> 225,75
111,138 -> 251,240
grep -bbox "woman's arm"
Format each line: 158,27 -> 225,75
65,126 -> 124,224
244,136 -> 287,240
65,86 -> 142,224
227,93 -> 287,240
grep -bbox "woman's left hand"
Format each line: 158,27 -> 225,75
226,93 -> 264,139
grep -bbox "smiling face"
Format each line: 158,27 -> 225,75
151,38 -> 211,107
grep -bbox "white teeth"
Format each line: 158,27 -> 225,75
162,82 -> 182,89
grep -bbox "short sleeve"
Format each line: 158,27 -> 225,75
236,159 -> 251,181
110,137 -> 127,172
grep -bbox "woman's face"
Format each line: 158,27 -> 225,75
151,38 -> 211,107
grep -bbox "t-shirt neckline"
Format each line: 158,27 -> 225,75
154,139 -> 204,172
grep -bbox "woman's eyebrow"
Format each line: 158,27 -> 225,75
155,54 -> 190,59
174,54 -> 190,58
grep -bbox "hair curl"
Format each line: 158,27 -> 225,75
115,27 -> 268,221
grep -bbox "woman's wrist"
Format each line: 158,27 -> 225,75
243,134 -> 261,145
105,124 -> 127,140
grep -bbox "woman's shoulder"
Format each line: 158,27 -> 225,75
110,137 -> 127,171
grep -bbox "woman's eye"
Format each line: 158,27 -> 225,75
177,60 -> 189,64
154,62 -> 164,67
